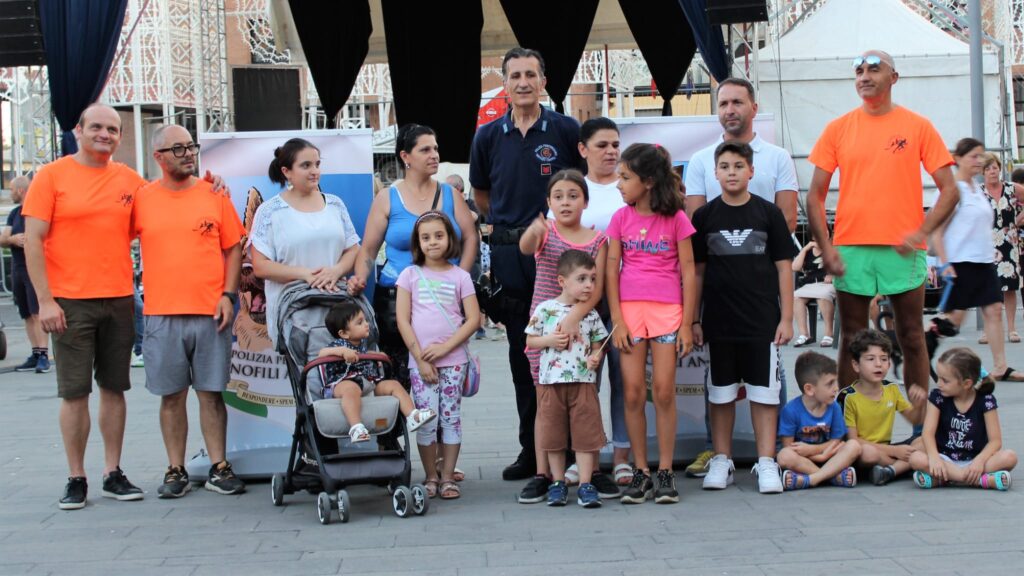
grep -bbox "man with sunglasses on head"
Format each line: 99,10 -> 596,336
24,104 -> 228,511
132,124 -> 245,499
806,50 -> 959,416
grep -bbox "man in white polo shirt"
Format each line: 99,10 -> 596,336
683,77 -> 799,482
685,77 -> 798,232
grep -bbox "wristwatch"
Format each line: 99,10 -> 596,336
222,291 -> 238,306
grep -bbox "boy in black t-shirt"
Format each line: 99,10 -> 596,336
691,141 -> 797,494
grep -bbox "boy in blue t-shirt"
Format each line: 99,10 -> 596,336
777,351 -> 862,489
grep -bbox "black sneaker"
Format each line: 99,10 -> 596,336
157,466 -> 191,499
620,469 -> 653,504
546,480 -> 568,506
654,469 -> 680,504
15,353 -> 39,372
590,471 -> 621,499
205,461 -> 246,495
871,465 -> 896,486
517,474 -> 552,504
502,452 -> 536,481
59,477 -> 87,510
102,467 -> 144,501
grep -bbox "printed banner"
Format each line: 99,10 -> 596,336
196,129 -> 373,477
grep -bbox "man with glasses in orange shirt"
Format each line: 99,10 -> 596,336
133,124 -> 245,499
806,50 -> 959,414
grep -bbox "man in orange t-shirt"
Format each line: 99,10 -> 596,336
133,124 -> 244,498
24,104 -> 148,509
806,50 -> 959,406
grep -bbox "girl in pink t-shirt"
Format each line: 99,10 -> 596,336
606,143 -> 697,504
396,212 -> 481,500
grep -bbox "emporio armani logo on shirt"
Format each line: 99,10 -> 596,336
721,229 -> 752,247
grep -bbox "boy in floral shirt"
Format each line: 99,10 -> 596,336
525,250 -> 609,507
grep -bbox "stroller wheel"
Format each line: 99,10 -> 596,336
271,473 -> 285,506
336,489 -> 351,523
410,484 -> 430,516
317,491 -> 332,525
392,486 -> 413,518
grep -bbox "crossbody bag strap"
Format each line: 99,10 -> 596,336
413,266 -> 471,357
431,182 -> 442,211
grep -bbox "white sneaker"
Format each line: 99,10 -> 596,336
702,454 -> 735,490
753,458 -> 783,494
130,352 -> 145,368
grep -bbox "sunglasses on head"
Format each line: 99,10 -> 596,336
853,55 -> 885,69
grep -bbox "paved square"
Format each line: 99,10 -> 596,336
1,302 -> 1021,575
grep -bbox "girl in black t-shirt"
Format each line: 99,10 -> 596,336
910,347 -> 1017,490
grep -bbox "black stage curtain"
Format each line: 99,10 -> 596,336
498,0 -> 599,113
288,0 -> 371,128
39,0 -> 129,155
620,0 -> 696,116
382,0 -> 483,163
678,0 -> 730,82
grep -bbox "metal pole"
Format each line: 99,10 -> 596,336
133,104 -> 145,177
969,0 -> 984,141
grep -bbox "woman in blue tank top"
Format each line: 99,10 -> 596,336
348,124 -> 478,388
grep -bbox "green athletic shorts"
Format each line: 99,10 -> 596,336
833,246 -> 927,297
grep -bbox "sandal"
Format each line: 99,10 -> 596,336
979,333 -> 989,344
439,480 -> 461,499
913,471 -> 946,489
423,479 -> 439,498
828,466 -> 857,487
564,463 -> 580,486
1010,332 -> 1021,343
998,367 -> 1024,382
614,463 -> 633,486
435,457 -> 465,482
782,470 -> 811,491
348,422 -> 370,443
820,336 -> 834,347
406,408 -> 437,432
979,470 -> 1012,491
792,335 -> 809,347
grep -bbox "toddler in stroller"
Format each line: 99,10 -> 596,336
318,300 -> 437,443
269,281 -> 434,525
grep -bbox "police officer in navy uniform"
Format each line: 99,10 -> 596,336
469,47 -> 583,481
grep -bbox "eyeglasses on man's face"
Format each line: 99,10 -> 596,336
156,143 -> 201,158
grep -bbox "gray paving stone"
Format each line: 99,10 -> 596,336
1,305 -> 1022,575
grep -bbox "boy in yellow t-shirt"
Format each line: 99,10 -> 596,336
838,329 -> 925,485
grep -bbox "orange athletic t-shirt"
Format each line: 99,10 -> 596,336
132,179 -> 244,316
808,106 -> 953,248
22,156 -> 145,299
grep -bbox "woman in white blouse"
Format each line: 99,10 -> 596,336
250,138 -> 362,346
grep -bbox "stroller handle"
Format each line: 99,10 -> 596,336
301,352 -> 392,378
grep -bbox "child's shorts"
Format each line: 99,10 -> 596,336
620,301 -> 681,341
325,376 -> 376,398
939,454 -> 973,468
536,383 -> 606,452
707,341 -> 781,405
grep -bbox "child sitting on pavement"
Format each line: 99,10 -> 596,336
525,250 -> 609,508
777,351 -> 861,489
837,329 -> 925,485
910,347 -> 1017,490
318,301 -> 436,443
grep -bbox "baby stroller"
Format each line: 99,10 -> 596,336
269,281 -> 429,525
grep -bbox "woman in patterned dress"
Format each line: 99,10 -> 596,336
981,153 -> 1024,343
